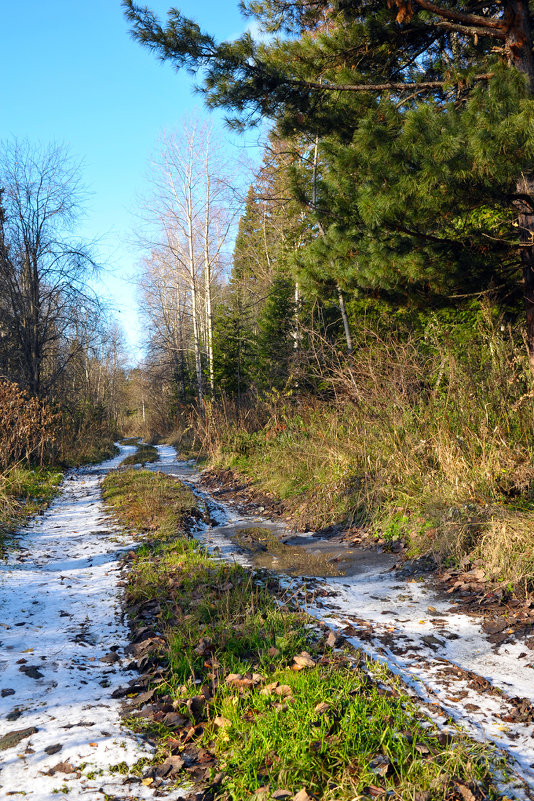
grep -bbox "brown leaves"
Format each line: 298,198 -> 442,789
292,652 -> 316,670
387,0 -> 414,24
0,380 -> 58,471
293,789 -> 312,801
214,716 -> 232,728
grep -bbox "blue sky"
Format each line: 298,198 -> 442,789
1,0 -> 261,360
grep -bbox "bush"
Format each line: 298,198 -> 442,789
0,380 -> 58,470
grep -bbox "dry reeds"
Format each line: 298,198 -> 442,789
189,308 -> 534,587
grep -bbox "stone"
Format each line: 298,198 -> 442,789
0,727 -> 38,751
19,665 -> 44,680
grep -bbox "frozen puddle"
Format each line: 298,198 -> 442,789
0,445 -> 185,800
154,446 -> 534,798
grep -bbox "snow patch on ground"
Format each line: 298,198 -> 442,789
0,445 -> 185,800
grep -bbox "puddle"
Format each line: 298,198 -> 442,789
222,524 -> 345,576
211,522 -> 397,578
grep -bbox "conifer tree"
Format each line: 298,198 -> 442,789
124,0 -> 534,372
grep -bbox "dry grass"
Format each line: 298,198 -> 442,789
191,309 -> 534,589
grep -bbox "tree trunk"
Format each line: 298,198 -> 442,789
336,283 -> 353,355
506,1 -> 534,374
204,168 -> 215,396
312,135 -> 354,354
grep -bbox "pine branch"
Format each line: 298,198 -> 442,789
433,20 -> 506,41
412,0 -> 503,30
290,73 -> 494,94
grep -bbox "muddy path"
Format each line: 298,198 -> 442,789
0,445 -> 186,801
2,443 -> 533,799
154,446 -> 534,798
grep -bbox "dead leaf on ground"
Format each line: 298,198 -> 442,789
214,716 -> 232,728
455,784 -> 476,801
293,789 -> 312,801
274,684 -> 292,697
293,652 -> 315,669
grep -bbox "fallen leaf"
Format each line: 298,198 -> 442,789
368,786 -> 386,797
325,631 -> 337,648
214,716 -> 232,728
293,652 -> 315,669
293,789 -> 312,801
455,784 -> 476,801
142,777 -> 154,786
274,685 -> 292,697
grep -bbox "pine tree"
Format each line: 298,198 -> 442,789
124,0 -> 534,372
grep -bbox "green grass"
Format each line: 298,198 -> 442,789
102,468 -> 507,801
120,442 -> 159,467
0,465 -> 64,552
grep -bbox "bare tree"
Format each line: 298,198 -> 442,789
0,139 -> 101,396
139,119 -> 238,408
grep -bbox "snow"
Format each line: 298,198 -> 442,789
0,445 -> 186,800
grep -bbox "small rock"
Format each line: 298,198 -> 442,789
44,743 -> 62,756
1,689 -> 15,698
0,727 -> 38,751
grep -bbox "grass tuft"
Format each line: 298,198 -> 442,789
120,442 -> 159,467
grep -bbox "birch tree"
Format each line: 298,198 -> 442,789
141,120 -> 237,407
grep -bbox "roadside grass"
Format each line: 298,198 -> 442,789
102,468 -> 507,801
192,311 -> 534,592
0,465 -> 64,552
120,442 -> 159,467
60,439 -> 119,467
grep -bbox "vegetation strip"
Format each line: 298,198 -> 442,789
0,466 -> 64,554
119,439 -> 160,467
103,468 -> 507,801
